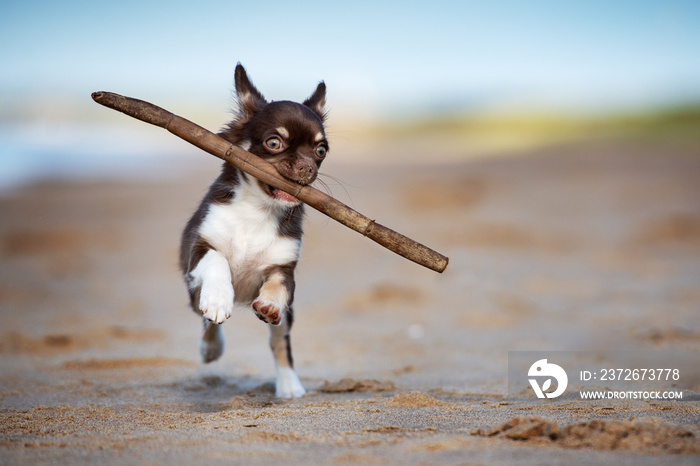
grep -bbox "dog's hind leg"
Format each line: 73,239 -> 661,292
200,319 -> 224,363
269,309 -> 305,398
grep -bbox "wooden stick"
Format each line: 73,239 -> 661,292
91,91 -> 449,273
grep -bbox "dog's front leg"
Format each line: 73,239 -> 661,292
252,265 -> 293,326
189,249 -> 234,324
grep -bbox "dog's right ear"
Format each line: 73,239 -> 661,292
303,82 -> 327,122
234,63 -> 266,116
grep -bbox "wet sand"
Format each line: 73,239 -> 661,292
1,137 -> 699,464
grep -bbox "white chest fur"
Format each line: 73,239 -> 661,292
197,178 -> 301,280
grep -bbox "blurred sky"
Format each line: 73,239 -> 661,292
2,0 -> 700,120
1,1 -> 700,188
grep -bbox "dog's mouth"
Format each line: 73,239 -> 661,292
265,161 -> 316,205
266,177 -> 306,204
271,187 -> 299,203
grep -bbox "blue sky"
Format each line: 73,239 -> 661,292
2,0 -> 700,119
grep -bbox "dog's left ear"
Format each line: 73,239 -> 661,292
235,63 -> 267,117
303,82 -> 327,122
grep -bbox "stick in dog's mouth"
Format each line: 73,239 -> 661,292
91,90 -> 449,273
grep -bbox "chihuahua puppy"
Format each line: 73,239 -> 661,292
179,64 -> 328,398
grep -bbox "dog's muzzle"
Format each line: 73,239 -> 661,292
291,159 -> 317,185
276,158 -> 317,186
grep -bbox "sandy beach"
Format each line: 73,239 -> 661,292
1,135 -> 699,464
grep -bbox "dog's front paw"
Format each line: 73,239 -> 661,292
275,367 -> 306,398
252,299 -> 282,326
199,282 -> 234,324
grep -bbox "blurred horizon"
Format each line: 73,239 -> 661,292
1,1 -> 700,188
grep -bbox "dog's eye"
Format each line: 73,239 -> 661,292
315,146 -> 327,159
265,137 -> 283,151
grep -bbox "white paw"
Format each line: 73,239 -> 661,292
252,299 -> 283,326
275,367 -> 306,398
199,281 -> 234,324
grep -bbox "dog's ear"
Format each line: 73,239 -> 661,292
234,63 -> 266,116
303,82 -> 327,121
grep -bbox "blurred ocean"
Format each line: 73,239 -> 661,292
0,123 -> 201,193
